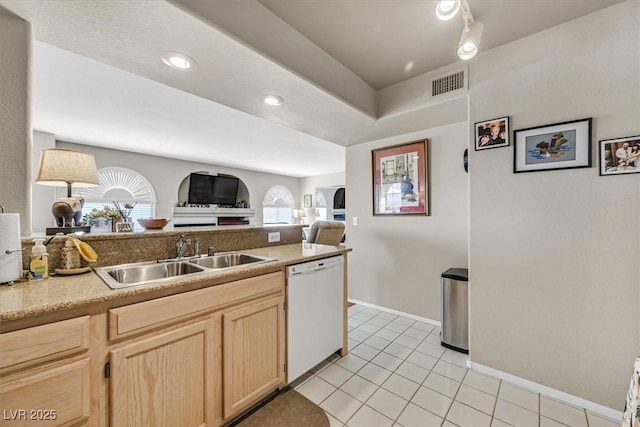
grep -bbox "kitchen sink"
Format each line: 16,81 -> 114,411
190,252 -> 275,269
95,252 -> 276,289
95,261 -> 208,289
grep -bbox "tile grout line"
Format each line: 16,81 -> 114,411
342,305 -> 619,427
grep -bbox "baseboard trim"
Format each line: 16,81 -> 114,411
469,361 -> 623,422
347,298 -> 441,328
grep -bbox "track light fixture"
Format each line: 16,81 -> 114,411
458,20 -> 483,60
435,0 -> 483,60
435,0 -> 460,21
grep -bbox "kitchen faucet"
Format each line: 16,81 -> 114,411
176,235 -> 187,258
159,235 -> 201,262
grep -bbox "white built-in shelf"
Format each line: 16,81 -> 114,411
172,207 -> 255,217
172,206 -> 255,227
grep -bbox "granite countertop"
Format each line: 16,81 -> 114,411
0,243 -> 350,322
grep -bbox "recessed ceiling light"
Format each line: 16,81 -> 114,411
264,95 -> 284,106
161,51 -> 196,70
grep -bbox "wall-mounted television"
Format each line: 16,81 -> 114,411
188,173 -> 239,205
211,175 -> 239,205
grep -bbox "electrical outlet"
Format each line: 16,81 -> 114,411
268,232 -> 280,243
352,217 -> 358,226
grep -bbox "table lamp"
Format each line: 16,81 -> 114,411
36,148 -> 99,235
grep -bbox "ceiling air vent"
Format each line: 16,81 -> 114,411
431,70 -> 466,97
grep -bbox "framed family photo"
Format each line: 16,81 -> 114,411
599,135 -> 640,176
372,139 -> 429,216
475,116 -> 509,150
514,118 -> 592,173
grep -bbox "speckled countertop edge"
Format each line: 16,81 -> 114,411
0,243 -> 351,322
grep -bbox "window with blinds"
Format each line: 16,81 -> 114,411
262,185 -> 295,225
77,167 -> 156,232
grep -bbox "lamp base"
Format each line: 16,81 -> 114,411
45,226 -> 91,236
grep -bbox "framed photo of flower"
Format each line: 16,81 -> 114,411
514,118 -> 592,173
599,135 -> 640,176
372,139 -> 429,216
475,116 -> 509,150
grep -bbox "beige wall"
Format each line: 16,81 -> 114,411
0,8 -> 31,235
346,121 -> 469,319
468,1 -> 639,409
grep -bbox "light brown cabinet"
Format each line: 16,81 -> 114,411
109,318 -> 220,427
0,316 -> 92,426
222,295 -> 285,419
105,270 -> 285,426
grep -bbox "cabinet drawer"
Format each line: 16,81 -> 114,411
0,358 -> 91,426
109,271 -> 284,340
0,316 -> 90,374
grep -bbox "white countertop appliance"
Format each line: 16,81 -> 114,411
286,255 -> 344,383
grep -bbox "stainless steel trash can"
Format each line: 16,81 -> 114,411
441,268 -> 469,354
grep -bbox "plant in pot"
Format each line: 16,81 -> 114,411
82,206 -> 121,232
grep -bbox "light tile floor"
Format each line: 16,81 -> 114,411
294,304 -> 621,427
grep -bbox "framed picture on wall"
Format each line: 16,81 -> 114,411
598,135 -> 640,176
372,139 -> 429,216
513,118 -> 592,173
475,116 -> 509,150
303,194 -> 312,208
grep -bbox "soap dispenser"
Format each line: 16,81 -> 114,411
29,238 -> 49,281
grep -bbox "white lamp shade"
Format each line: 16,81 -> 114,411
436,0 -> 461,20
36,148 -> 99,187
458,20 -> 483,60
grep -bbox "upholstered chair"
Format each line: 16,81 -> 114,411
306,221 -> 345,246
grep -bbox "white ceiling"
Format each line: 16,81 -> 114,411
1,0 -> 623,177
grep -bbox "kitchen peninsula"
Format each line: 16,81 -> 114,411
0,225 -> 351,427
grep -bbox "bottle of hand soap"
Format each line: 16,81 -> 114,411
29,238 -> 49,281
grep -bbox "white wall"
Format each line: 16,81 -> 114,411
0,8 -> 31,235
346,121 -> 469,320
468,1 -> 639,410
299,172 -> 345,208
31,141 -> 301,233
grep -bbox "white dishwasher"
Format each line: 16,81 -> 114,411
287,255 -> 344,383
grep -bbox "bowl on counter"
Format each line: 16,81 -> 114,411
137,218 -> 171,230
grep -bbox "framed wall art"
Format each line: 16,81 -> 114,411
372,139 -> 429,216
514,118 -> 592,173
599,135 -> 640,176
475,116 -> 509,150
303,194 -> 312,208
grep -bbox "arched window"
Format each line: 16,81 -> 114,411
262,185 -> 295,224
77,167 -> 156,231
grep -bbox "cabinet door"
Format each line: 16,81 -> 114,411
110,319 -> 220,427
0,358 -> 91,426
222,296 -> 285,419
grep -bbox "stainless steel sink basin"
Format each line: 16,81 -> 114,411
95,261 -> 207,289
95,252 -> 276,289
190,252 -> 275,269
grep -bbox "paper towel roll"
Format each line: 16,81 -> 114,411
0,213 -> 22,283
